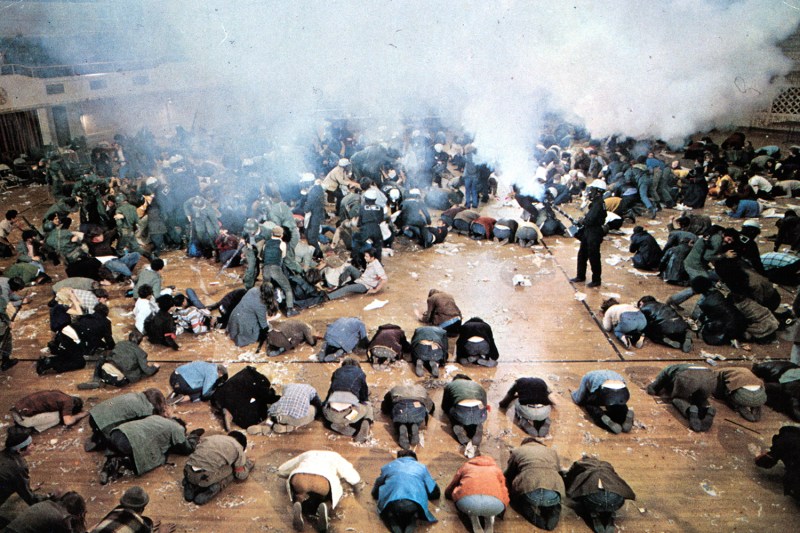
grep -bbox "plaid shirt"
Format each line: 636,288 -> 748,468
269,384 -> 321,419
73,288 -> 100,314
761,252 -> 800,270
89,506 -> 152,533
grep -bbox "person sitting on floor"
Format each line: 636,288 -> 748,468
629,226 -> 663,271
646,364 -> 717,432
10,390 -> 87,433
4,490 -> 86,533
410,325 -> 448,378
316,317 -> 368,363
443,374 -> 488,456
455,317 -> 499,368
100,415 -> 202,485
143,294 -> 180,350
182,431 -> 254,506
755,425 -> 800,501
571,370 -> 634,434
248,383 -> 323,436
0,427 -> 49,523
372,450 -> 440,533
325,248 -> 387,300
168,361 -> 228,404
381,383 -> 435,450
499,377 -> 557,437
322,358 -> 373,443
564,456 -> 636,533
504,438 -> 565,531
278,450 -> 362,533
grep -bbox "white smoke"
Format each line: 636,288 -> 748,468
9,1 -> 800,181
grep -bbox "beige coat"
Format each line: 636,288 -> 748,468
278,450 -> 361,508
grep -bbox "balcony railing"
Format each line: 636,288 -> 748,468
0,58 -> 172,78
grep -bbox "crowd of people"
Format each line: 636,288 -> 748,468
0,122 -> 799,532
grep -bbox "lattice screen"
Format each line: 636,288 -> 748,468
771,87 -> 800,114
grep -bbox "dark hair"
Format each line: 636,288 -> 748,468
94,288 -> 109,300
259,283 -> 279,315
69,397 -> 83,414
5,426 -> 32,450
228,431 -> 247,449
600,298 -> 619,313
156,294 -> 174,313
453,373 -> 472,381
94,303 -> 110,317
363,247 -> 377,259
172,294 -> 186,307
60,491 -> 87,532
137,285 -> 153,299
397,449 -> 417,460
637,295 -> 657,307
5,209 -> 17,220
676,216 -> 690,228
725,197 -> 739,208
150,258 -> 165,271
21,229 -> 37,241
690,276 -> 713,294
143,388 -> 167,416
128,330 -> 144,344
8,277 -> 24,292
633,225 -> 644,234
341,357 -> 360,367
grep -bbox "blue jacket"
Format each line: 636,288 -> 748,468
728,199 -> 761,219
373,457 -> 439,522
176,361 -> 220,399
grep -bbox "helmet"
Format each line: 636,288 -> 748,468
114,193 -> 127,204
43,221 -> 55,232
338,158 -> 351,167
364,189 -> 378,201
588,179 -> 607,191
191,196 -> 207,208
243,219 -> 259,234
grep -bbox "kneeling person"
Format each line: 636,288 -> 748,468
183,431 -> 254,505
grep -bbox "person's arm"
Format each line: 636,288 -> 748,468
499,382 -> 519,410
367,276 -> 387,294
444,469 -> 461,500
62,411 -> 89,426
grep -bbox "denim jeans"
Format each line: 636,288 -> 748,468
614,311 -> 647,341
104,252 -> 141,278
464,176 -> 479,208
456,494 -> 505,516
580,490 -> 624,514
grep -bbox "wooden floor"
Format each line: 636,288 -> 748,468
1,179 -> 799,533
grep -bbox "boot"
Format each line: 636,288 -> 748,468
354,420 -> 371,443
193,482 -> 222,505
398,425 -> 410,450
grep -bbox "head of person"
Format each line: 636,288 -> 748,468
397,449 -> 417,460
741,219 -> 761,239
119,486 -> 149,513
228,431 -> 247,450
341,357 -> 360,367
675,216 -> 690,229
216,364 -> 229,383
600,298 -> 619,314
93,303 -> 110,318
364,188 -> 378,204
690,276 -> 714,295
271,226 -> 284,239
143,388 -> 167,416
259,283 -> 279,315
70,396 -> 84,415
150,258 -> 165,272
453,373 -> 472,382
128,330 -> 144,345
5,209 -> 18,221
7,277 -> 24,294
725,197 -> 740,209
156,294 -> 175,313
363,248 -> 377,263
172,294 -> 188,308
633,225 -> 644,235
94,288 -> 109,303
5,426 -> 33,455
137,284 -> 153,299
636,295 -> 657,308
60,491 -> 87,532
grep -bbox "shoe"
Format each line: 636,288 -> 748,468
570,277 -> 586,283
688,405 -> 702,432
485,515 -> 495,533
331,422 -> 357,437
619,335 -> 631,349
622,409 -> 634,433
193,483 -> 221,505
410,423 -> 420,446
77,381 -> 102,390
453,425 -> 470,445
268,348 -> 286,357
414,359 -> 424,377
649,207 -> 658,219
635,336 -> 644,349
398,425 -> 410,449
273,423 -> 295,434
292,501 -> 304,531
681,336 -> 693,353
354,420 -> 371,443
84,438 -> 98,452
286,308 -> 300,318
601,414 -> 622,434
183,478 -> 197,502
167,393 -> 185,406
317,503 -> 329,533
1,358 -> 19,371
700,406 -> 716,432
586,280 -> 601,288
430,361 -> 440,378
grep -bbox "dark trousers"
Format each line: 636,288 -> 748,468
576,235 -> 602,283
381,499 -> 423,533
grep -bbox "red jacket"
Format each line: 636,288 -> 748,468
445,455 -> 510,505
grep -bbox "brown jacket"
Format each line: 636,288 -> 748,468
505,442 -> 565,497
422,290 -> 461,325
564,457 -> 635,500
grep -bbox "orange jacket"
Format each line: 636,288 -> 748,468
445,455 -> 510,505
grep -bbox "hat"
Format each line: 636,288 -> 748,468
388,188 -> 401,201
434,143 -> 444,153
731,386 -> 767,408
742,219 -> 761,229
272,226 -> 284,237
364,188 -> 378,200
588,179 -> 607,191
338,158 -> 350,167
243,219 -> 259,234
191,196 -> 207,208
5,427 -> 32,452
299,172 -> 316,183
114,193 -> 127,204
120,486 -> 149,508
408,188 -> 421,197
145,176 -> 158,187
547,187 -> 558,198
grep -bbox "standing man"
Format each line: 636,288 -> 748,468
261,226 -> 299,317
571,179 -> 607,288
322,158 -> 359,214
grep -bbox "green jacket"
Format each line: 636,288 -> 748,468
115,415 -> 194,475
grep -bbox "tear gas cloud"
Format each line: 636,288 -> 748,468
18,1 -> 800,186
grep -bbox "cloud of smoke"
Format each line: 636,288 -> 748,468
9,1 -> 800,183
